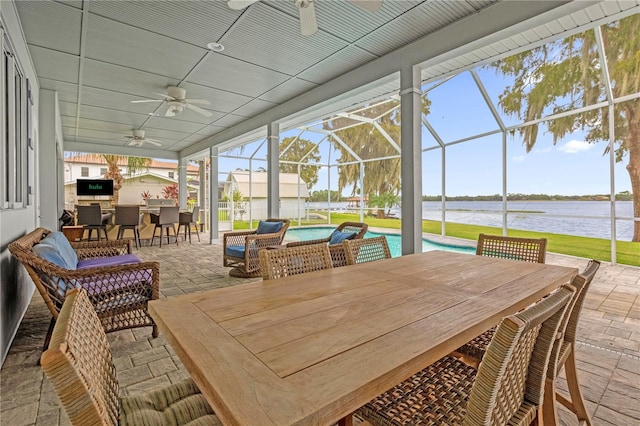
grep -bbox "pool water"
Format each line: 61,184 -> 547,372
284,227 -> 476,257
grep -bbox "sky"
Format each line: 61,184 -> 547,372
214,65 -> 631,197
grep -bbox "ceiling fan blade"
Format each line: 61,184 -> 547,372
227,0 -> 259,10
185,98 -> 211,105
145,139 -> 163,146
299,1 -> 318,36
349,0 -> 383,12
186,103 -> 213,117
131,99 -> 164,104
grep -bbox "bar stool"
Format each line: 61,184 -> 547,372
178,206 -> 200,243
76,205 -> 109,241
151,206 -> 179,247
115,205 -> 142,248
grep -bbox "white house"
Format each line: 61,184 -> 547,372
224,172 -> 309,220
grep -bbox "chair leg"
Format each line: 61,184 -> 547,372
38,317 -> 56,366
558,346 -> 593,425
193,222 -> 200,242
542,377 -> 559,426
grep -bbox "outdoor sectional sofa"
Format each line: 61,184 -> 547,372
9,227 -> 159,357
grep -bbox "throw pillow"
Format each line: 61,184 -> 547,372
256,220 -> 283,234
329,230 -> 357,245
33,243 -> 69,269
41,231 -> 78,268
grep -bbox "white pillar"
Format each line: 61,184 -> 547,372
209,146 -> 219,242
400,66 -> 423,255
178,156 -> 188,209
267,123 -> 280,218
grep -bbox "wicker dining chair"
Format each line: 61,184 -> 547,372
453,233 -> 548,363
40,288 -> 222,426
286,222 -> 368,267
178,205 -> 200,243
76,204 -> 109,241
150,206 -> 179,247
343,235 -> 391,265
355,284 -> 576,426
115,205 -> 141,248
542,259 -> 601,426
476,233 -> 547,263
259,243 -> 332,280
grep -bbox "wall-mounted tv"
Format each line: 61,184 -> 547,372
76,179 -> 114,196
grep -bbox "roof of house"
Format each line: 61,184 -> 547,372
65,155 -> 199,173
226,172 -> 309,198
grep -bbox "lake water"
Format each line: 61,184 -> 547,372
307,200 -> 636,241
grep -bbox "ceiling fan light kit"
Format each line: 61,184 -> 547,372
131,85 -> 213,118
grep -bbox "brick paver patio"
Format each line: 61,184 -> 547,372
1,233 -> 638,425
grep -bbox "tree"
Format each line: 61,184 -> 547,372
279,136 -> 321,189
369,192 -> 400,218
486,15 -> 640,241
323,97 -> 430,202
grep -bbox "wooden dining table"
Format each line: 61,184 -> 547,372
149,250 -> 577,426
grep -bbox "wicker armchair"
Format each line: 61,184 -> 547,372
9,228 -> 159,358
41,288 -> 221,426
286,222 -> 368,267
223,219 -> 290,277
344,235 -> 391,265
259,243 -> 332,280
355,284 -> 576,426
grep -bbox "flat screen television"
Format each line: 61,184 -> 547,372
76,179 -> 114,196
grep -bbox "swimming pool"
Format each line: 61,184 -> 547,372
284,226 -> 476,257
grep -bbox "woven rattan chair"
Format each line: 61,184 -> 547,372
259,243 -> 332,280
542,259 -> 601,426
286,222 -> 368,267
8,228 -> 159,359
150,206 -> 179,247
344,235 -> 391,265
115,205 -> 141,248
355,284 -> 576,426
453,233 -> 548,363
223,219 -> 290,277
77,204 -> 109,241
476,233 -> 547,263
178,205 -> 200,243
40,288 -> 222,426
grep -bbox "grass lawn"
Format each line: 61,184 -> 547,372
232,212 -> 640,267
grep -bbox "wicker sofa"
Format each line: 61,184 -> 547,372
286,222 -> 368,267
9,227 -> 159,357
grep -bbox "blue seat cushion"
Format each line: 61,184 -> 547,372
76,254 -> 142,269
33,231 -> 78,270
329,230 -> 357,245
256,221 -> 283,234
225,245 -> 246,258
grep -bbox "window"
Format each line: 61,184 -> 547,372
1,32 -> 28,210
168,171 -> 175,179
81,167 -> 89,177
100,167 -> 107,175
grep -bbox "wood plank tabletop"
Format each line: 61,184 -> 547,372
149,250 -> 577,426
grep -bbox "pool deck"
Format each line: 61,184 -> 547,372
1,232 -> 638,426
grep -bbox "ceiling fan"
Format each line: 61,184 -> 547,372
125,129 -> 163,147
227,0 -> 383,36
131,86 -> 213,117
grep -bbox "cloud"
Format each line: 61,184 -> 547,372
557,139 -> 593,154
534,147 -> 553,153
512,155 -> 525,163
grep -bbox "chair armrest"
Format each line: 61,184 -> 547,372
224,229 -> 258,247
286,237 -> 330,247
71,239 -> 133,259
247,233 -> 287,249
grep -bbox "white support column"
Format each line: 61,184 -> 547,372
178,156 -> 188,209
198,160 -> 205,224
400,66 -> 423,255
267,123 -> 280,218
209,146 -> 219,242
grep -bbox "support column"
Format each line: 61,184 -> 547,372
178,156 -> 188,209
209,146 -> 219,242
400,66 -> 423,255
267,123 -> 280,218
198,160 -> 205,223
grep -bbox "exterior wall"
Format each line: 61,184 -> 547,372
233,198 -> 305,221
64,163 -> 179,181
64,176 -> 174,208
0,0 -> 43,365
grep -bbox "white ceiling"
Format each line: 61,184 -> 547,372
13,0 -> 640,160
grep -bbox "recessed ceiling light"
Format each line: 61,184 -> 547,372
207,42 -> 224,52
